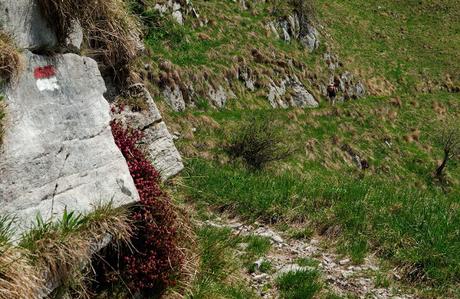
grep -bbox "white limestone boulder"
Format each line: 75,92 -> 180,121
0,51 -> 139,237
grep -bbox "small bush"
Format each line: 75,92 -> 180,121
94,122 -> 183,296
225,117 -> 292,169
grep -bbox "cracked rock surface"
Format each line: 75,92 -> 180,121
112,85 -> 184,180
0,51 -> 139,238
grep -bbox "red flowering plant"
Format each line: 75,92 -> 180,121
93,121 -> 183,296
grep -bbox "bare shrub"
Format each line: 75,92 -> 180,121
434,118 -> 460,180
225,117 -> 293,170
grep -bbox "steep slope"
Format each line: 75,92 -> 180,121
129,0 -> 460,298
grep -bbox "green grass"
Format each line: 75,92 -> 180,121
184,157 -> 460,285
188,226 -> 257,299
0,215 -> 14,245
317,0 -> 460,93
176,92 -> 460,293
276,269 -> 322,299
151,0 -> 460,296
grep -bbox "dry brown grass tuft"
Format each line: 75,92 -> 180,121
0,246 -> 44,299
0,100 -> 5,144
35,233 -> 93,299
14,204 -> 134,298
0,32 -> 21,83
163,202 -> 199,299
37,0 -> 141,83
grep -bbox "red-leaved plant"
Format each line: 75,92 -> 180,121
93,121 -> 183,296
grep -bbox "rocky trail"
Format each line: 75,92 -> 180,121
204,217 -> 414,299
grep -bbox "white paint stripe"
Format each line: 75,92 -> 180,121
36,77 -> 60,91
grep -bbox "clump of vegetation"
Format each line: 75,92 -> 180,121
0,203 -> 132,299
0,32 -> 21,83
177,91 -> 460,294
0,246 -> 43,299
276,269 -> 322,299
94,122 -> 184,297
18,204 -> 132,298
434,118 -> 460,181
37,0 -> 141,83
189,226 -> 256,298
0,216 -> 43,299
225,117 -> 293,169
0,96 -> 5,144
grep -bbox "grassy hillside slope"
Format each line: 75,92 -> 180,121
317,0 -> 460,93
127,0 -> 460,297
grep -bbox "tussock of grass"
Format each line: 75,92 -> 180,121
0,246 -> 44,299
276,268 -> 322,299
189,226 -> 256,298
0,216 -> 44,299
0,32 -> 21,84
37,0 -> 141,83
0,203 -> 132,299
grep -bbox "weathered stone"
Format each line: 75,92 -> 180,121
300,23 -> 320,52
66,21 -> 84,50
239,67 -> 256,91
0,51 -> 139,237
275,264 -> 315,278
113,85 -> 184,180
163,84 -> 186,112
267,77 -> 318,108
254,227 -> 284,243
0,0 -> 57,50
208,85 -> 228,108
290,79 -> 319,108
270,13 -> 320,52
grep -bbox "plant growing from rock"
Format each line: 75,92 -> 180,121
225,117 -> 293,170
95,122 -> 183,296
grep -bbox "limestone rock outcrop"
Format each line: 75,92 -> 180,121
268,76 -> 319,109
268,12 -> 320,53
0,0 -> 57,50
113,85 -> 184,180
0,52 -> 139,236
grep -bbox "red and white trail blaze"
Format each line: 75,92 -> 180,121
34,65 -> 60,92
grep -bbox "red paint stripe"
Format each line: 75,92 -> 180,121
34,65 -> 56,79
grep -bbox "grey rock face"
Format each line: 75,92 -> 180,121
269,13 -> 320,52
208,85 -> 228,108
153,0 -> 200,25
268,76 -> 318,108
0,0 -> 57,50
113,85 -> 184,180
163,85 -> 186,112
0,52 -> 139,236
